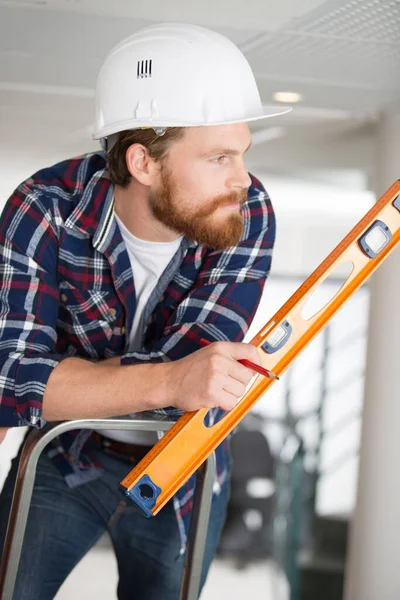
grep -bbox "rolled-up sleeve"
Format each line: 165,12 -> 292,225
0,185 -> 69,427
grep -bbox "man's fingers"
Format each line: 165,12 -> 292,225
218,391 -> 240,412
222,377 -> 247,399
226,342 -> 262,366
229,361 -> 256,386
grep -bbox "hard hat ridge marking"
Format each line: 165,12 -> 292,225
137,59 -> 152,79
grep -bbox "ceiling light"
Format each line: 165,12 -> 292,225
273,91 -> 302,104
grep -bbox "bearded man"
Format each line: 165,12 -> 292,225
0,22 -> 289,600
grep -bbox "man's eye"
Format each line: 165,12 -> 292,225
212,156 -> 228,164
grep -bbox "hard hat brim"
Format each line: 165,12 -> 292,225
92,105 -> 292,140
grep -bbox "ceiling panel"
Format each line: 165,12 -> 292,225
0,5 -> 265,90
0,6 -> 153,60
249,34 -> 400,91
295,0 -> 400,43
0,0 -> 329,32
243,0 -> 400,116
0,5 -> 263,57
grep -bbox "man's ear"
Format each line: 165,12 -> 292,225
125,144 -> 159,186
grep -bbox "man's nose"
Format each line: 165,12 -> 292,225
230,164 -> 252,190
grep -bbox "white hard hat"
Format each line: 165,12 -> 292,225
92,22 -> 291,143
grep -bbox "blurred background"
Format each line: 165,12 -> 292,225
0,1 -> 399,599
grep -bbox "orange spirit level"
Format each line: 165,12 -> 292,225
121,180 -> 400,517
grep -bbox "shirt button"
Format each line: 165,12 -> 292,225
121,326 -> 126,335
160,295 -> 165,303
61,293 -> 68,302
109,308 -> 117,318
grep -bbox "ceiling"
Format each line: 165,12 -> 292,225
0,0 -> 399,185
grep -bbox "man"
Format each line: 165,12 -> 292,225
0,23 -> 289,599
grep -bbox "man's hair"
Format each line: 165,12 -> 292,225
107,127 -> 185,187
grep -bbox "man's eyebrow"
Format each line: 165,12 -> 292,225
202,140 -> 252,157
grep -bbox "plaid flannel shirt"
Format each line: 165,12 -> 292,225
0,151 -> 275,551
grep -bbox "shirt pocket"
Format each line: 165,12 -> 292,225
57,283 -> 123,357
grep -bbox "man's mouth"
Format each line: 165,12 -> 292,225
219,202 -> 241,211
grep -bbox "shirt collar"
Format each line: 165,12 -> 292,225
64,166 -> 114,246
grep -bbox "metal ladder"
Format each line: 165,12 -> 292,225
0,417 -> 216,600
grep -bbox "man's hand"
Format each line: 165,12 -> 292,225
165,341 -> 262,412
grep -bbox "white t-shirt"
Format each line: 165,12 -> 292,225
99,211 -> 183,444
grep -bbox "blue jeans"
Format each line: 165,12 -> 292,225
0,441 -> 229,600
